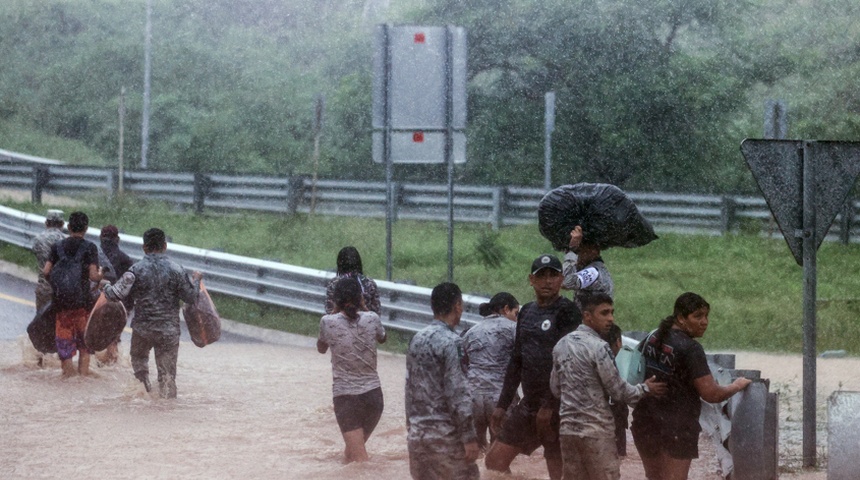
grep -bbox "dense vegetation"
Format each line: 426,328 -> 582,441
4,193 -> 860,355
1,0 -> 859,193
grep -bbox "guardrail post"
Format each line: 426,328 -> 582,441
193,173 -> 211,214
31,166 -> 50,204
720,196 -> 736,235
839,200 -> 853,245
106,169 -> 118,200
286,175 -> 306,214
492,186 -> 506,231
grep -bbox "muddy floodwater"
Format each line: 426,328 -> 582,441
1,330 -> 849,479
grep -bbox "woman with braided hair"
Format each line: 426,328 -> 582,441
632,292 -> 752,480
317,277 -> 387,463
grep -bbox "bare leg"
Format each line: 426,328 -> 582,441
638,450 -> 692,480
546,455 -> 563,480
342,429 -> 369,463
103,341 -> 119,365
638,446 -> 663,479
485,441 -> 521,474
658,454 -> 692,480
61,358 -> 77,378
78,352 -> 97,377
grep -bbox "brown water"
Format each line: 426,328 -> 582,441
2,336 -> 833,479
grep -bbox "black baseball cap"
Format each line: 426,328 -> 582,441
531,254 -> 563,274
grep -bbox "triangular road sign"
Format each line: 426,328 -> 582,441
741,140 -> 803,263
741,139 -> 860,265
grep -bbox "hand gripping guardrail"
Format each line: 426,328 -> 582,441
0,205 -> 486,334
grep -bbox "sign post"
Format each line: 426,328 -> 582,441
741,139 -> 860,467
373,25 -> 467,281
544,92 -> 555,191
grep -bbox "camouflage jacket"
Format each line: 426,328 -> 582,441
462,314 -> 517,398
32,228 -> 66,285
105,252 -> 199,337
551,324 -> 645,438
563,251 -> 614,306
405,319 -> 477,450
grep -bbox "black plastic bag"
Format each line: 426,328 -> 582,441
27,301 -> 57,354
538,183 -> 658,251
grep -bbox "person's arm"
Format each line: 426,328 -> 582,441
374,313 -> 387,344
317,317 -> 329,354
442,337 -> 479,460
561,249 -> 579,291
550,344 -> 562,398
694,375 -> 752,404
179,269 -> 202,304
365,278 -> 381,315
324,278 -> 337,314
104,271 -> 136,301
42,243 -> 58,277
495,318 -> 523,410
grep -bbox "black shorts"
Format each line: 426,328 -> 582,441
496,403 -> 561,460
631,420 -> 699,460
333,387 -> 384,435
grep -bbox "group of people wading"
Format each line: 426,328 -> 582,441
318,227 -> 751,480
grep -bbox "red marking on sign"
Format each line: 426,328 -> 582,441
414,32 -> 425,44
413,132 -> 424,143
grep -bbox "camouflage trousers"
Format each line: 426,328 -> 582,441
408,441 -> 479,480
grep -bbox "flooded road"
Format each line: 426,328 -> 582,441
0,266 -> 842,479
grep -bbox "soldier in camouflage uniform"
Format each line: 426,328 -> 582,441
563,226 -> 614,308
105,228 -> 201,398
462,291 -> 519,451
31,210 -> 66,313
405,282 -> 480,480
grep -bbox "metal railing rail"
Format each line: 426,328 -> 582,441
1,149 -> 858,241
0,205 -> 486,334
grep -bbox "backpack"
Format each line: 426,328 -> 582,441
97,245 -> 118,284
49,240 -> 90,310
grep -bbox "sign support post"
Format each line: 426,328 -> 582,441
741,139 -> 860,468
372,25 -> 467,282
800,142 -> 817,466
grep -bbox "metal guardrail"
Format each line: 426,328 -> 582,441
2,152 -> 858,241
0,205 -> 487,334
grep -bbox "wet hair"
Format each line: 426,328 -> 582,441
478,292 -> 519,317
336,246 -> 363,276
67,211 -> 89,233
654,292 -> 710,345
580,292 -> 613,314
143,228 -> 166,253
431,282 -> 462,317
604,323 -> 622,345
333,277 -> 363,321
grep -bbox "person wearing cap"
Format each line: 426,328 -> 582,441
485,254 -> 581,480
104,228 -> 201,398
32,210 -> 67,314
563,225 -> 614,308
97,225 -> 134,365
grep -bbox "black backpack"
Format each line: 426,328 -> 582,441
49,241 -> 90,310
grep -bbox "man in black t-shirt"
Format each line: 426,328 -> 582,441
43,211 -> 103,377
485,254 -> 580,480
